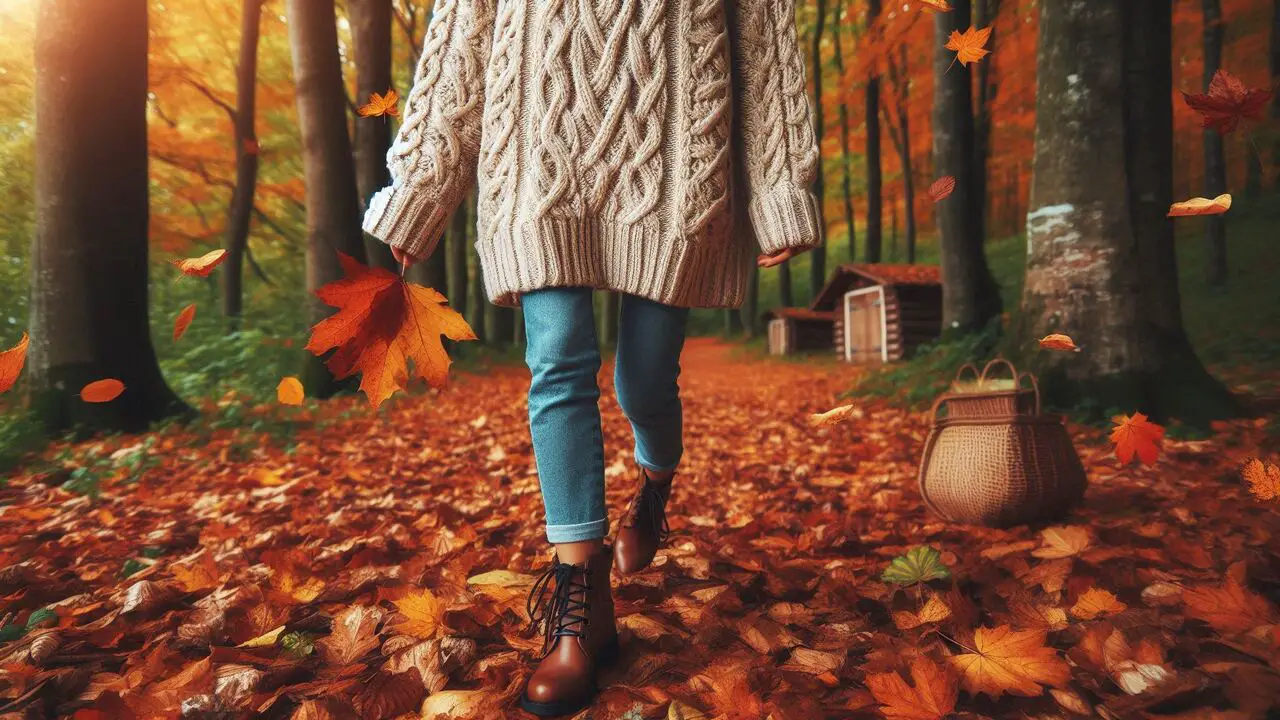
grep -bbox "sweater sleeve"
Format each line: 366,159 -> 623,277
362,0 -> 495,259
727,0 -> 824,256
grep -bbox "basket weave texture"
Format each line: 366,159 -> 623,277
918,359 -> 1087,527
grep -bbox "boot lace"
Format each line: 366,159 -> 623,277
526,560 -> 591,659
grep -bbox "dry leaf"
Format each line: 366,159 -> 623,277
1032,526 -> 1091,559
81,379 -> 125,403
1111,412 -> 1165,466
927,176 -> 956,202
390,588 -> 443,640
1181,69 -> 1273,134
1168,193 -> 1232,217
317,605 -> 384,665
866,657 -> 958,720
277,376 -> 305,406
1183,577 -> 1276,635
1038,333 -> 1080,352
420,689 -> 485,719
171,551 -> 221,593
808,403 -> 863,427
171,249 -> 228,278
173,304 -> 196,342
949,626 -> 1071,698
919,0 -> 952,11
892,595 -> 953,630
1240,457 -> 1280,502
1071,588 -> 1128,620
0,332 -> 29,394
358,90 -> 400,118
944,25 -> 992,66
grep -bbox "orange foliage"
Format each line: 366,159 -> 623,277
1110,413 -> 1166,467
0,332 -> 29,395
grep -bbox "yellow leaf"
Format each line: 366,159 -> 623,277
276,569 -> 325,603
1071,588 -> 1128,620
277,376 -> 305,406
466,570 -> 536,587
1167,193 -> 1232,217
237,625 -> 285,648
171,551 -> 221,593
892,595 -> 953,630
391,588 -> 442,640
1031,526 -> 1091,559
949,626 -> 1071,698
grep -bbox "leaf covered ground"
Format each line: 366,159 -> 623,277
2,338 -> 1280,719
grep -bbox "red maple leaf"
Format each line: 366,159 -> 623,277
1181,70 -> 1273,135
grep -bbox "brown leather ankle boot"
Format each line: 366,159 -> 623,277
613,467 -> 673,575
519,544 -> 619,717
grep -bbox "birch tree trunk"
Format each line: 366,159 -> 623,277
1202,0 -> 1227,286
350,0 -> 397,271
864,0 -> 883,263
30,0 -> 188,433
833,0 -> 857,262
288,0 -> 369,397
222,0 -> 264,330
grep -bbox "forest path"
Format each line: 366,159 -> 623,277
4,338 -> 1279,717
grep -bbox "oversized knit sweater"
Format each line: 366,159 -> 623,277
362,0 -> 823,309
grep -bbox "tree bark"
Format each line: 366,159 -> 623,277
864,0 -> 883,263
30,0 -> 189,434
1014,0 -> 1237,425
288,0 -> 369,397
350,0 -> 398,271
447,197 -> 469,319
601,292 -> 620,344
490,305 -> 516,349
886,43 -> 917,265
809,0 -> 828,300
1202,0 -> 1227,286
972,0 -> 999,243
833,0 -> 857,262
1273,0 -> 1280,179
222,0 -> 264,331
933,0 -> 1001,334
741,266 -> 760,338
469,238 -> 487,344
778,261 -> 793,307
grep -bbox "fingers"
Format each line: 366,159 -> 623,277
392,246 -> 425,267
756,248 -> 796,268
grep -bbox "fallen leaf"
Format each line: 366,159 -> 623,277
171,249 -> 228,278
81,379 -> 125,403
358,89 -> 400,118
305,252 -> 477,408
1183,577 -> 1276,635
0,331 -> 29,394
668,700 -> 711,720
950,625 -> 1071,698
277,376 -> 305,406
1167,193 -> 1232,217
1071,588 -> 1128,620
420,689 -> 484,719
809,403 -> 863,427
882,546 -> 950,585
919,0 -> 951,11
317,605 -> 384,665
237,625 -> 285,648
173,304 -> 196,342
390,589 -> 442,640
892,595 -> 953,630
1240,457 -> 1280,502
866,657 -> 958,720
1031,526 -> 1091,559
944,25 -> 992,67
1038,333 -> 1080,352
466,570 -> 536,587
1111,412 -> 1165,466
171,551 -> 221,593
928,176 -> 956,202
1181,69 -> 1273,134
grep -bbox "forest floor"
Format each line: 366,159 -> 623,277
2,338 -> 1280,719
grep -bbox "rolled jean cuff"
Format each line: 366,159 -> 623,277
635,450 -> 681,474
545,517 -> 609,544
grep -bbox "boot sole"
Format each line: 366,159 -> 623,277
518,635 -> 621,717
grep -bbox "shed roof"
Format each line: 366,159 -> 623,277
810,263 -> 943,311
763,307 -> 837,322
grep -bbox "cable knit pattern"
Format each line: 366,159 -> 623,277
363,0 -> 824,309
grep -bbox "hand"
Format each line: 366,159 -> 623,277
757,246 -> 809,268
391,246 -> 426,268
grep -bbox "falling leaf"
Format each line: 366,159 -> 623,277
277,376 -> 305,406
0,332 -> 29,395
1181,69 -> 1273,135
1240,457 -> 1280,502
882,546 -> 950,586
949,626 -> 1071,698
358,90 -> 400,118
171,249 -> 228,278
306,253 -> 476,408
944,25 -> 992,67
1031,526 -> 1091,559
893,595 -> 953,630
1168,193 -> 1232,218
173,304 -> 196,342
808,403 -> 863,427
1183,577 -> 1276,635
919,0 -> 952,11
1111,412 -> 1165,466
81,379 -> 125,403
866,657 -> 958,720
390,589 -> 443,640
317,605 -> 384,665
1071,588 -> 1128,620
1038,333 -> 1080,352
928,176 -> 956,202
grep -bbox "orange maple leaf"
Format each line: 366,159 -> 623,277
927,176 -> 956,202
944,25 -> 992,67
1183,577 -> 1276,635
171,551 -> 221,593
1070,588 -> 1128,620
1037,333 -> 1080,352
305,252 -> 476,408
0,332 -> 29,395
80,379 -> 125,403
1241,457 -> 1280,502
866,657 -> 958,720
173,304 -> 196,342
1181,69 -> 1273,135
1168,193 -> 1232,218
1110,412 -> 1164,466
358,90 -> 400,119
171,249 -> 228,278
949,625 -> 1071,698
390,588 -> 443,640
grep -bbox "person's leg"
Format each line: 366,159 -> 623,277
522,287 -> 608,560
613,293 -> 691,478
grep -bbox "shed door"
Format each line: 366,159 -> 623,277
768,318 -> 792,355
844,289 -> 885,364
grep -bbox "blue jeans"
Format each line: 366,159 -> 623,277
522,287 -> 690,544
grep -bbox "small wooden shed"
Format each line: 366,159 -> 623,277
763,307 -> 836,356
810,264 -> 944,364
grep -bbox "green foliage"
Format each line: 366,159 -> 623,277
0,409 -> 47,474
881,546 -> 951,586
121,558 -> 147,579
851,320 -> 1002,410
25,607 -> 56,630
280,630 -> 316,659
0,622 -> 22,643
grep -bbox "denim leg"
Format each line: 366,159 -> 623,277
522,287 -> 609,544
614,293 -> 690,473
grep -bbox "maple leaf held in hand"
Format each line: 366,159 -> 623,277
1110,412 -> 1165,467
1182,69 -> 1273,135
950,625 -> 1071,698
306,252 -> 477,408
944,25 -> 992,67
358,90 -> 400,118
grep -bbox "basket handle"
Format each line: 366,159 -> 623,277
929,392 -> 955,425
1016,371 -> 1043,415
952,363 -> 981,388
979,357 -> 1019,385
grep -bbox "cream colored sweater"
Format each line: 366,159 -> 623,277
363,0 -> 823,309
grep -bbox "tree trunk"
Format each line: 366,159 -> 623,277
741,265 -> 760,338
1273,0 -> 1280,178
469,237 -> 487,344
809,0 -> 828,300
30,0 -> 189,434
889,197 -> 898,261
491,305 -> 516,349
222,0 -> 264,331
972,0 -> 999,242
886,43 -> 917,265
778,261 -> 793,307
864,0 -> 883,263
933,0 -> 1001,334
1202,0 -> 1227,286
601,292 -> 620,344
350,0 -> 397,271
447,198 -> 469,318
288,0 -> 369,397
833,0 -> 857,262
1015,0 -> 1237,425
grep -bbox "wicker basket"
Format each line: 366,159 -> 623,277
943,358 -> 1040,419
918,368 -> 1087,527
